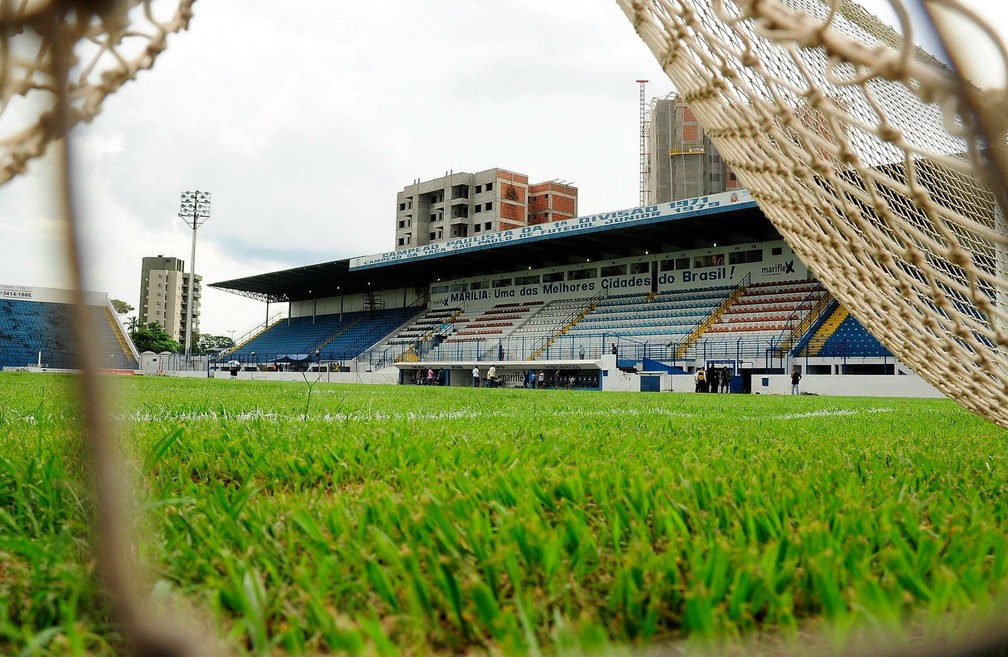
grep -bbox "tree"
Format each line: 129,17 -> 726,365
110,299 -> 134,315
126,315 -> 141,332
196,334 -> 235,354
130,322 -> 181,354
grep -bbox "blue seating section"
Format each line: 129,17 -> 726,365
0,299 -> 136,369
818,316 -> 892,357
565,287 -> 732,341
230,307 -> 416,361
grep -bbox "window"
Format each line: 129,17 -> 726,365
475,184 -> 482,193
430,232 -> 436,240
729,251 -> 745,265
660,259 -> 676,272
746,249 -> 763,263
630,262 -> 650,275
432,284 -> 449,294
729,171 -> 738,181
694,254 -> 716,268
543,271 -> 564,283
515,274 -> 539,286
474,224 -> 481,232
485,202 -> 493,211
492,278 -> 512,288
398,237 -> 405,246
601,264 -> 627,277
484,222 -> 491,230
398,220 -> 405,229
399,202 -> 406,211
771,246 -> 783,256
568,268 -> 597,280
470,280 -> 486,290
675,257 -> 690,270
485,182 -> 493,191
474,205 -> 482,213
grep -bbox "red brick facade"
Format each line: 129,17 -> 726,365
527,181 -> 577,226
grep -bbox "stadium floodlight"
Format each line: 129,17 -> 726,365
178,190 -> 211,356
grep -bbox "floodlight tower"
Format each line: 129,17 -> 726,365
178,190 -> 211,355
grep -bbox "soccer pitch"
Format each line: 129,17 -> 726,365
3,372 -> 1008,655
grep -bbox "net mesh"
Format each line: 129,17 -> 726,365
618,0 -> 1008,427
0,0 -> 194,185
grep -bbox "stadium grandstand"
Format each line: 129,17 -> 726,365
210,189 -> 914,395
0,285 -> 139,371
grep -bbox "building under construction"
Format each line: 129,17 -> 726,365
646,94 -> 743,204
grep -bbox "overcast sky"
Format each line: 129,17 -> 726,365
0,0 -> 1003,339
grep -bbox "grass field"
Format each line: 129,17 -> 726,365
2,372 -> 1008,655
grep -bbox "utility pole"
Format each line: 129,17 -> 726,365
178,190 -> 211,356
636,79 -> 649,207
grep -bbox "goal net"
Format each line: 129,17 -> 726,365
618,0 -> 1008,427
0,1 -> 194,185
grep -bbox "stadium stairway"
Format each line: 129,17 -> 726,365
675,273 -> 751,358
102,306 -> 139,366
563,286 -> 732,355
225,313 -> 287,357
527,293 -> 603,360
314,317 -> 363,352
802,304 -> 848,356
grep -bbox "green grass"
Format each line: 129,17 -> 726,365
2,372 -> 1007,655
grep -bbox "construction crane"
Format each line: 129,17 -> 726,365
636,79 -> 648,207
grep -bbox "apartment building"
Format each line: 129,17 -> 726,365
138,255 -> 201,344
395,168 -> 577,249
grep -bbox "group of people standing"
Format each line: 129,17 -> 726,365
413,367 -> 444,386
695,365 -> 732,393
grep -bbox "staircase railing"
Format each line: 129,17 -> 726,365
530,288 -> 607,360
675,272 -> 751,358
770,283 -> 833,358
225,312 -> 286,355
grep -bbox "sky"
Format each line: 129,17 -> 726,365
0,0 -> 1003,339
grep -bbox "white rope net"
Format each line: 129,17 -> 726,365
1,3 -> 207,655
618,0 -> 1008,427
1,0 -> 194,184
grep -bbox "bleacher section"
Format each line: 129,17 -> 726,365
0,299 -> 137,369
707,279 -> 825,337
508,298 -> 595,356
817,314 -> 892,357
430,302 -> 544,360
212,280 -> 893,371
383,306 -> 461,348
565,286 -> 734,347
229,307 -> 420,362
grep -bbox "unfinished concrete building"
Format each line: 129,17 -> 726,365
646,95 -> 743,204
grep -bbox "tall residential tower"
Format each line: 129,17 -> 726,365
138,255 -> 201,345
